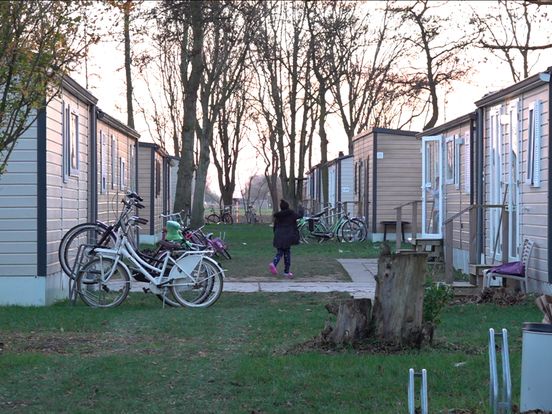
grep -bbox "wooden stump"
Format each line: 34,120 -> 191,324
323,299 -> 372,344
372,250 -> 428,347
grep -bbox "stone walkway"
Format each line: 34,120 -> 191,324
224,258 -> 378,299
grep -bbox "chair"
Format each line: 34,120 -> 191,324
482,239 -> 535,293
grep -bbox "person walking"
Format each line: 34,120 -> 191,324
269,199 -> 300,278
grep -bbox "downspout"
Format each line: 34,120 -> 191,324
476,108 -> 485,263
89,106 -> 98,224
37,107 -> 47,277
372,131 -> 378,234
150,149 -> 155,236
548,66 -> 552,283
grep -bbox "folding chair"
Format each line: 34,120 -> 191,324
482,239 -> 535,293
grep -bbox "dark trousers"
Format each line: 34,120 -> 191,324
273,248 -> 291,273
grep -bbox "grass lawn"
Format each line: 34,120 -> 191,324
1,224 -> 541,413
0,293 -> 541,413
207,223 -> 380,281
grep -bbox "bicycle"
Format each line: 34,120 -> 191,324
297,206 -> 363,243
59,191 -> 145,277
204,206 -> 233,224
74,213 -> 224,308
244,205 -> 258,224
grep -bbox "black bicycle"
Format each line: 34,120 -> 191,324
205,206 -> 233,224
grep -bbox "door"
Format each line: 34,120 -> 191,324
421,135 -> 444,238
508,101 -> 521,261
488,106 -> 504,261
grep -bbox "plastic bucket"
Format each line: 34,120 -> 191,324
520,322 -> 552,412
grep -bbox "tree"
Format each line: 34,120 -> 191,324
388,0 -> 475,130
472,0 -> 552,82
251,1 -> 315,210
191,1 -> 261,227
0,1 -> 97,175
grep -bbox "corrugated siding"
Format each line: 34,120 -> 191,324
482,83 -> 549,292
441,122 -> 472,271
374,133 -> 422,234
0,125 -> 38,276
96,120 -> 137,224
352,131 -> 373,223
339,157 -> 355,206
45,93 -> 90,277
137,146 -> 153,232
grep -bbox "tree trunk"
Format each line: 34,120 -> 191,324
123,0 -> 134,129
324,299 -> 372,344
371,251 -> 428,347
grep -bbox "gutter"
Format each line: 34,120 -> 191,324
89,104 -> 97,224
476,107 -> 485,263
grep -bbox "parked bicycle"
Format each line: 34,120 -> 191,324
74,211 -> 224,308
204,206 -> 233,224
297,205 -> 364,243
244,204 -> 258,224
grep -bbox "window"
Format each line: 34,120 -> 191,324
111,136 -> 117,189
119,157 -> 126,189
100,131 -> 107,194
464,132 -> 471,194
445,137 -> 454,184
62,102 -> 79,181
454,136 -> 463,190
526,100 -> 541,187
129,144 -> 136,191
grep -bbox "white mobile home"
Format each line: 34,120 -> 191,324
0,77 -> 98,305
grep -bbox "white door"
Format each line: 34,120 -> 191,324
421,135 -> 444,238
508,101 -> 521,261
489,106 -> 504,262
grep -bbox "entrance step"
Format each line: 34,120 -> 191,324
453,281 -> 479,297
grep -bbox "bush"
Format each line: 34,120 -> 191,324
423,280 -> 454,344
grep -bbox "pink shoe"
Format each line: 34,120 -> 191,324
269,263 -> 278,275
283,272 -> 293,279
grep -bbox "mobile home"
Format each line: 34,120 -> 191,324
96,109 -> 139,224
474,69 -> 551,293
352,128 -> 421,242
0,77 -> 98,305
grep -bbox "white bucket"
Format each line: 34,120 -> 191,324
520,322 -> 552,412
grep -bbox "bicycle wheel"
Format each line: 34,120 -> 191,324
59,222 -> 116,278
205,214 -> 219,224
170,257 -> 224,308
351,217 -> 368,241
222,213 -> 233,224
337,220 -> 362,242
298,221 -> 311,244
76,257 -> 130,308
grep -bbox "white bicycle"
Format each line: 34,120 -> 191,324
75,215 -> 224,308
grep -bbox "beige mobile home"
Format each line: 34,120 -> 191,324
416,113 -> 476,276
137,142 -> 171,244
96,110 -> 139,224
474,69 -> 551,293
0,77 -> 98,305
352,128 -> 420,242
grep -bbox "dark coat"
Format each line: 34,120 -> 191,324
273,209 -> 300,249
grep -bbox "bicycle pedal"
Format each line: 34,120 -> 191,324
142,287 -> 150,294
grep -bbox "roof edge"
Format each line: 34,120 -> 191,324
61,76 -> 98,105
97,108 -> 140,140
416,112 -> 476,137
475,71 -> 549,107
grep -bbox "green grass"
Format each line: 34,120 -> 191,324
209,223 -> 380,281
0,293 -> 542,413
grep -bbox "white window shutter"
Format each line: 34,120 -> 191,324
533,100 -> 542,187
464,132 -> 470,194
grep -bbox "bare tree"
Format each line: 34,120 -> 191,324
472,0 -> 552,82
388,0 -> 475,130
0,1 -> 98,175
251,1 -> 315,210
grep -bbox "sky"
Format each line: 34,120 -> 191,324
71,1 -> 552,196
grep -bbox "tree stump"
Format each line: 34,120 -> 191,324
371,250 -> 428,347
323,299 -> 372,344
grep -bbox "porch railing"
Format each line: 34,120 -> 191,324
394,200 -> 422,251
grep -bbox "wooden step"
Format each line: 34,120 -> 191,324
452,281 -> 480,297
